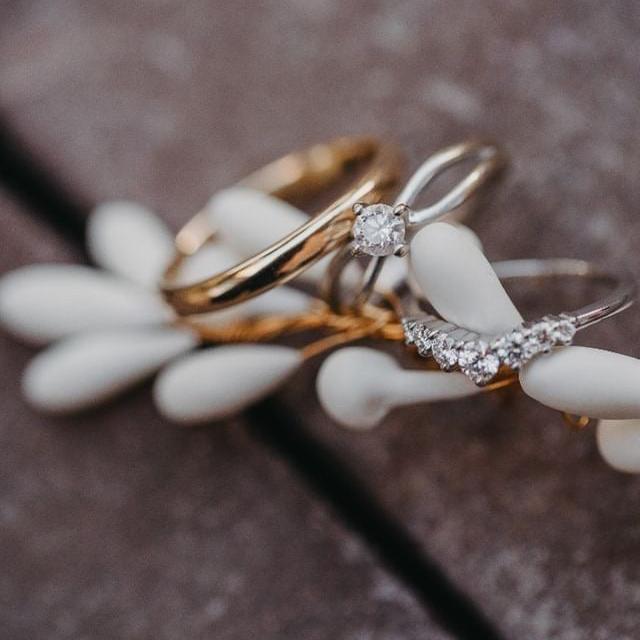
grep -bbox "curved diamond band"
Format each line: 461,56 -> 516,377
402,259 -> 636,386
403,312 -> 578,385
322,140 -> 507,312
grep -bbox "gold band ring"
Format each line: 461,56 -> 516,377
162,136 -> 405,315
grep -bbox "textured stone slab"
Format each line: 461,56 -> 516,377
290,366 -> 640,639
0,194 -> 440,639
2,2 -> 640,638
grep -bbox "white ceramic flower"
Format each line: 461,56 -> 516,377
317,222 -> 640,472
0,192 -> 315,423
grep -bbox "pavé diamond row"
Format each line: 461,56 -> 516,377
402,313 -> 578,386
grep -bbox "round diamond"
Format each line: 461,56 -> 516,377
432,335 -> 460,371
352,204 -> 406,257
491,335 -> 509,361
415,329 -> 434,356
457,341 -> 482,369
495,328 -> 532,370
468,353 -> 500,385
550,315 -> 577,345
402,321 -> 434,356
458,341 -> 500,386
402,319 -> 418,345
524,320 -> 552,354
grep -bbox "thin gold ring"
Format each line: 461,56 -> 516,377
162,136 -> 405,315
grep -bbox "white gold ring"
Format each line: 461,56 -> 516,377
322,140 -> 507,311
401,258 -> 636,386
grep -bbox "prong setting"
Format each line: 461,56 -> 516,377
351,203 -> 407,257
393,243 -> 409,258
393,203 -> 410,218
402,313 -> 578,386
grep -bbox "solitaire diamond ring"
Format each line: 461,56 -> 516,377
322,140 -> 506,312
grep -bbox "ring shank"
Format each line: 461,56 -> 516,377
162,137 -> 405,315
492,258 -> 636,329
406,258 -> 636,334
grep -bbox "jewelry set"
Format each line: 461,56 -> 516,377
164,136 -> 633,408
1,134 -> 639,471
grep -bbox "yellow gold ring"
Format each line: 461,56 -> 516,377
162,136 -> 405,315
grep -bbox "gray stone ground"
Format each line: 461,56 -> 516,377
1,1 -> 640,638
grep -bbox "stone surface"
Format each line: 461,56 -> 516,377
0,194 -> 440,638
294,359 -> 640,640
1,2 -> 640,638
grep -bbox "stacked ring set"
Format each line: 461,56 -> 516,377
2,136 -> 639,472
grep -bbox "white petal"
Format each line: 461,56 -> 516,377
520,346 -> 640,419
376,257 -> 407,292
23,328 -> 197,413
317,347 -> 480,430
207,187 -> 328,283
154,344 -> 301,424
597,419 -> 640,473
451,223 -> 483,250
88,201 -> 174,287
0,265 -> 172,345
370,224 -> 482,291
410,222 -> 522,333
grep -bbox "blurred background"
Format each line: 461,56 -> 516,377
1,2 -> 639,638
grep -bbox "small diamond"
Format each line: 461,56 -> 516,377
402,320 -> 434,356
457,341 -> 483,369
415,327 -> 435,356
491,335 -> 509,361
550,314 -> 577,346
494,327 -> 534,370
352,204 -> 406,257
458,341 -> 500,385
402,319 -> 419,345
493,314 -> 579,373
524,320 -> 552,354
432,335 -> 460,371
